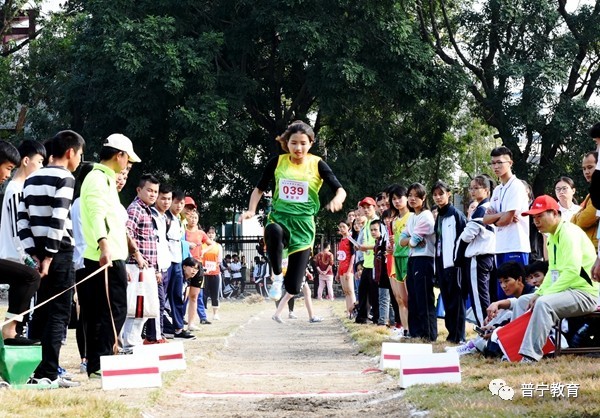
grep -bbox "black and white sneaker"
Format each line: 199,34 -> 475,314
174,330 -> 196,340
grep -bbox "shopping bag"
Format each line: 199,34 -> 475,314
496,310 -> 555,362
126,264 -> 159,318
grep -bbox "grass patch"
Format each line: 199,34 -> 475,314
331,302 -> 600,417
0,391 -> 139,417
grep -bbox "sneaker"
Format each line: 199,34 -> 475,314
188,324 -> 200,331
213,314 -> 220,321
55,376 -> 81,388
174,330 -> 196,340
79,362 -> 87,374
269,280 -> 283,300
272,315 -> 284,324
520,355 -> 538,364
58,367 -> 74,380
144,338 -> 169,344
88,371 -> 102,379
447,340 -> 477,356
288,312 -> 298,319
200,319 -> 212,325
118,347 -> 134,355
309,316 -> 323,323
163,333 -> 175,339
26,377 -> 53,386
2,335 -> 40,346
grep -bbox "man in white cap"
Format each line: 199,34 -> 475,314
78,134 -> 143,377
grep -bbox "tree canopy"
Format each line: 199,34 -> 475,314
21,0 -> 463,226
417,0 -> 600,194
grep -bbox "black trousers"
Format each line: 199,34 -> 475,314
77,259 -> 127,376
0,258 -> 40,320
406,256 -> 437,341
356,268 -> 379,324
463,254 -> 493,327
438,265 -> 466,343
29,251 -> 74,380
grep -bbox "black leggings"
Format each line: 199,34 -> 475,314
203,275 -> 220,307
264,223 -> 311,295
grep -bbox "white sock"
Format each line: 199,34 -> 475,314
273,273 -> 284,282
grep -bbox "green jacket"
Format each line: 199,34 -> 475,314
80,163 -> 128,261
538,221 -> 599,297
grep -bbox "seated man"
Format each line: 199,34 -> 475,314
448,261 -> 534,356
515,195 -> 599,362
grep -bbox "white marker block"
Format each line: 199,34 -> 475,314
100,353 -> 161,390
398,352 -> 461,389
134,341 -> 186,372
379,342 -> 433,370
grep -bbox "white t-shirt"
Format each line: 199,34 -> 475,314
488,175 -> 531,254
0,180 -> 25,261
558,203 -> 581,223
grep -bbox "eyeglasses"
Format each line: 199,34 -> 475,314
555,186 -> 570,193
489,160 -> 510,166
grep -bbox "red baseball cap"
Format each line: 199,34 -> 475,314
522,195 -> 559,216
184,196 -> 197,208
359,197 -> 376,207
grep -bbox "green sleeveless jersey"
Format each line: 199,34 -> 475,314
272,153 -> 323,216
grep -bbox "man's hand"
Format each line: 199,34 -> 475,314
526,294 -> 540,311
592,257 -> 600,282
39,257 -> 52,278
156,272 -> 162,284
134,252 -> 148,269
99,239 -> 113,267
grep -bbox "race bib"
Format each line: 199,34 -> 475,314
337,250 -> 347,261
204,261 -> 217,272
279,179 -> 309,203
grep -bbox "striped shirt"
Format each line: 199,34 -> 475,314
17,166 -> 75,258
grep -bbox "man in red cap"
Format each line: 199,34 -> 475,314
514,195 -> 599,362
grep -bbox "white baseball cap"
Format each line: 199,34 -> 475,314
104,134 -> 141,163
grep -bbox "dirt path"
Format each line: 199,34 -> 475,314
11,297 -> 418,416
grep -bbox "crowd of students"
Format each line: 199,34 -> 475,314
341,136 -> 600,362
1,120 -> 600,389
0,132 -> 258,388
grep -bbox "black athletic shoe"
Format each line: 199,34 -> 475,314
3,335 -> 41,346
174,330 -> 196,340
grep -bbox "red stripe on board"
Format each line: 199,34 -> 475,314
403,366 -> 460,375
159,353 -> 184,361
383,354 -> 401,360
103,367 -> 160,377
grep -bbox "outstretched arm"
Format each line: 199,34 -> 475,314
239,188 -> 264,222
326,187 -> 346,212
